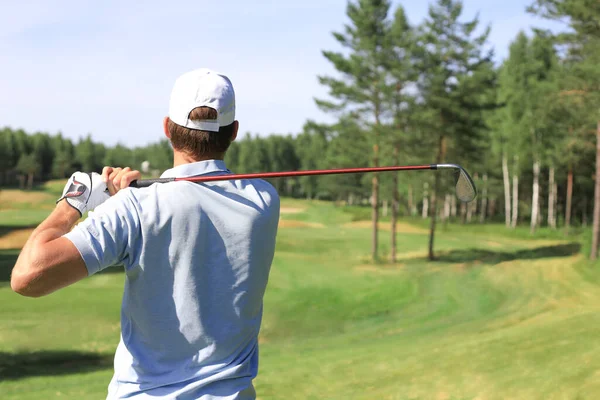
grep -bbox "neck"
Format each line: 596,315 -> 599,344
173,151 -> 224,167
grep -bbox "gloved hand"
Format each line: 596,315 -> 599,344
57,172 -> 110,216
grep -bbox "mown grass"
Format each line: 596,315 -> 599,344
0,187 -> 599,399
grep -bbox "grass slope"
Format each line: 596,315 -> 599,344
0,186 -> 599,399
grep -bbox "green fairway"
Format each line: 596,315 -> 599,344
1,188 -> 599,399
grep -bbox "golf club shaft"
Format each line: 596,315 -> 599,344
129,164 -> 438,188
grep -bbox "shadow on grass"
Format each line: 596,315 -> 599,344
436,243 -> 581,265
0,350 -> 113,381
0,249 -> 19,287
0,225 -> 38,238
0,249 -> 123,287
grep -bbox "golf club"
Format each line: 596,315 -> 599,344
129,163 -> 477,203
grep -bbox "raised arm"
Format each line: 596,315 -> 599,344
11,167 -> 141,297
11,201 -> 87,297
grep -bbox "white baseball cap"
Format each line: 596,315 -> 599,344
168,68 -> 236,132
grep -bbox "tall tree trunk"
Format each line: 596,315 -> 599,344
422,182 -> 429,218
553,182 -> 558,227
531,158 -> 540,234
511,156 -> 519,228
591,121 -> 600,260
428,135 -> 445,261
489,198 -> 497,218
27,172 -> 34,190
548,166 -> 556,229
465,173 -> 477,223
538,183 -> 544,227
372,102 -> 381,261
451,195 -> 457,218
372,144 -> 379,262
466,201 -> 473,223
502,153 -> 511,228
443,194 -> 451,222
407,183 -> 414,216
480,173 -> 488,223
466,173 -> 476,223
391,145 -> 399,264
428,175 -> 439,260
583,196 -> 588,228
565,165 -> 573,235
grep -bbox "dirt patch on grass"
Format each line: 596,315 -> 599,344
0,190 -> 54,207
344,221 -> 428,234
0,228 -> 34,249
278,220 -> 324,228
354,264 -> 405,274
394,250 -> 429,260
279,207 -> 306,214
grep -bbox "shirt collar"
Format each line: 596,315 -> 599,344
160,160 -> 230,179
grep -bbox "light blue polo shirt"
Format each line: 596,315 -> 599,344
64,160 -> 280,399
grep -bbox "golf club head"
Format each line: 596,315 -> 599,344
454,167 -> 477,203
436,164 -> 477,203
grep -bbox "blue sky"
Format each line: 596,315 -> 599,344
0,0 -> 563,147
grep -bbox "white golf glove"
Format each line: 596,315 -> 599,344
58,172 -> 110,216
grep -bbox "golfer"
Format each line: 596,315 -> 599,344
11,69 -> 280,399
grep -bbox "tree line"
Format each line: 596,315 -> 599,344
2,0 -> 599,262
0,129 -> 173,189
315,0 -> 600,262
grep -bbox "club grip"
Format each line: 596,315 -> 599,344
129,177 -> 176,188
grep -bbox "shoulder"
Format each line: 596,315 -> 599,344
93,187 -> 140,215
90,187 -> 157,224
254,179 -> 280,209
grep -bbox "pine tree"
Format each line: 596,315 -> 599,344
32,133 -> 54,180
225,141 -> 240,173
76,134 -> 101,172
295,122 -> 328,199
103,144 -> 134,168
322,117 -> 371,202
415,0 -> 494,260
386,5 -> 416,263
51,133 -> 75,178
316,0 -> 393,261
0,128 -> 15,185
16,153 -> 40,190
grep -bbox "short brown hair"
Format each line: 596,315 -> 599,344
168,107 -> 235,159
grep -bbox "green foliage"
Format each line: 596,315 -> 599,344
295,121 -> 329,199
498,31 -> 561,170
413,0 -> 496,257
16,154 -> 40,176
316,0 -> 393,119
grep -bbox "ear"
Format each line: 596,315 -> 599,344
231,120 -> 239,142
163,117 -> 171,139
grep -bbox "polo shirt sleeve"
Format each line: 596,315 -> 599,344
63,189 -> 141,276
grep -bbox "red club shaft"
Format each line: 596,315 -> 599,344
174,165 -> 434,183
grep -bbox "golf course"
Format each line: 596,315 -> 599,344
0,181 -> 599,399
